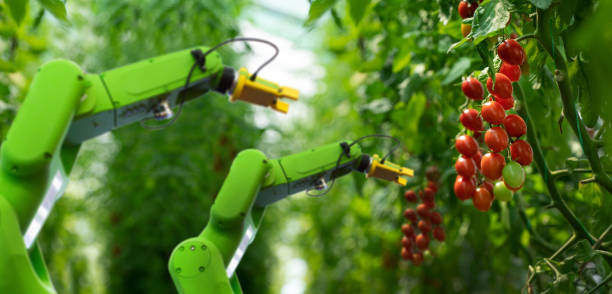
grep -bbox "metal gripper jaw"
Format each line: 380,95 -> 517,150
229,67 -> 299,114
366,154 -> 414,186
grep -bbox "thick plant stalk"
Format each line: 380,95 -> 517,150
536,8 -> 612,195
514,82 -> 595,244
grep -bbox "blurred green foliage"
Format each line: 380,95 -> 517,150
1,0 -> 612,293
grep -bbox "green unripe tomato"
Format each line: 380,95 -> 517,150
494,181 -> 513,202
502,161 -> 525,190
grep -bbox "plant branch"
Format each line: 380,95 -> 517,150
580,177 -> 596,184
516,33 -> 538,42
587,272 -> 612,294
594,224 -> 612,250
550,233 -> 577,260
536,8 -> 612,195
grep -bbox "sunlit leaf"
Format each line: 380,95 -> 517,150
6,0 -> 28,25
38,0 -> 68,22
348,0 -> 371,25
468,0 -> 511,45
306,0 -> 338,25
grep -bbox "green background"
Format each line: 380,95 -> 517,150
0,0 -> 611,293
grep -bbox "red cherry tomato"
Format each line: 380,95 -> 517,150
497,39 -> 526,65
486,73 -> 513,99
416,203 -> 431,219
458,1 -> 478,19
430,211 -> 443,225
401,223 -> 415,237
481,152 -> 506,180
412,252 -> 424,265
401,247 -> 412,260
485,127 -> 509,152
418,220 -> 432,233
482,181 -> 494,195
494,96 -> 515,110
424,199 -> 436,209
460,108 -> 484,131
510,140 -> 533,166
403,208 -> 418,222
481,101 -> 506,124
423,187 -> 435,202
404,190 -> 417,202
510,33 -> 519,39
462,77 -> 484,100
454,175 -> 476,200
433,227 -> 446,242
427,181 -> 438,193
455,155 -> 476,177
416,234 -> 430,250
455,135 -> 479,156
500,62 -> 521,82
401,236 -> 412,248
473,187 -> 494,212
503,114 -> 527,137
472,150 -> 483,169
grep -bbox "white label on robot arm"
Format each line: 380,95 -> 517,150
23,169 -> 68,249
226,224 -> 257,278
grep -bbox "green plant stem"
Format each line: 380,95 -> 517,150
516,33 -> 537,42
595,250 -> 612,258
594,224 -> 612,250
514,82 -> 595,244
550,233 -> 577,260
587,272 -> 612,294
551,168 -> 612,179
536,8 -> 612,195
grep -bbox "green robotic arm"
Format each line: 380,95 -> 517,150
169,140 -> 413,294
0,41 -> 298,294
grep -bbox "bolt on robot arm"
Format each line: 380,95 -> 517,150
0,43 -> 298,294
169,140 -> 413,294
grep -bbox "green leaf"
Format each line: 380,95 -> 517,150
469,0 -> 511,45
448,38 -> 469,53
0,59 -> 16,72
38,0 -> 68,22
399,93 -> 426,151
6,0 -> 28,25
348,0 -> 370,25
306,0 -> 337,25
441,57 -> 471,85
528,0 -> 552,10
392,50 -> 411,73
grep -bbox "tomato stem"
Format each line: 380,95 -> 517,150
536,8 -> 612,195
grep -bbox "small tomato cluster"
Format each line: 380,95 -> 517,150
455,38 -> 533,211
400,167 -> 445,265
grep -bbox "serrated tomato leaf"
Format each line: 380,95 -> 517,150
469,0 -> 510,45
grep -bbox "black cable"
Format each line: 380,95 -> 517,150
141,37 -> 279,130
305,134 -> 402,197
199,37 -> 279,81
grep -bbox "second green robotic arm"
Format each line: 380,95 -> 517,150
169,140 -> 413,294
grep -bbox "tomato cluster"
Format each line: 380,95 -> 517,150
400,168 -> 445,265
455,39 -> 533,211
